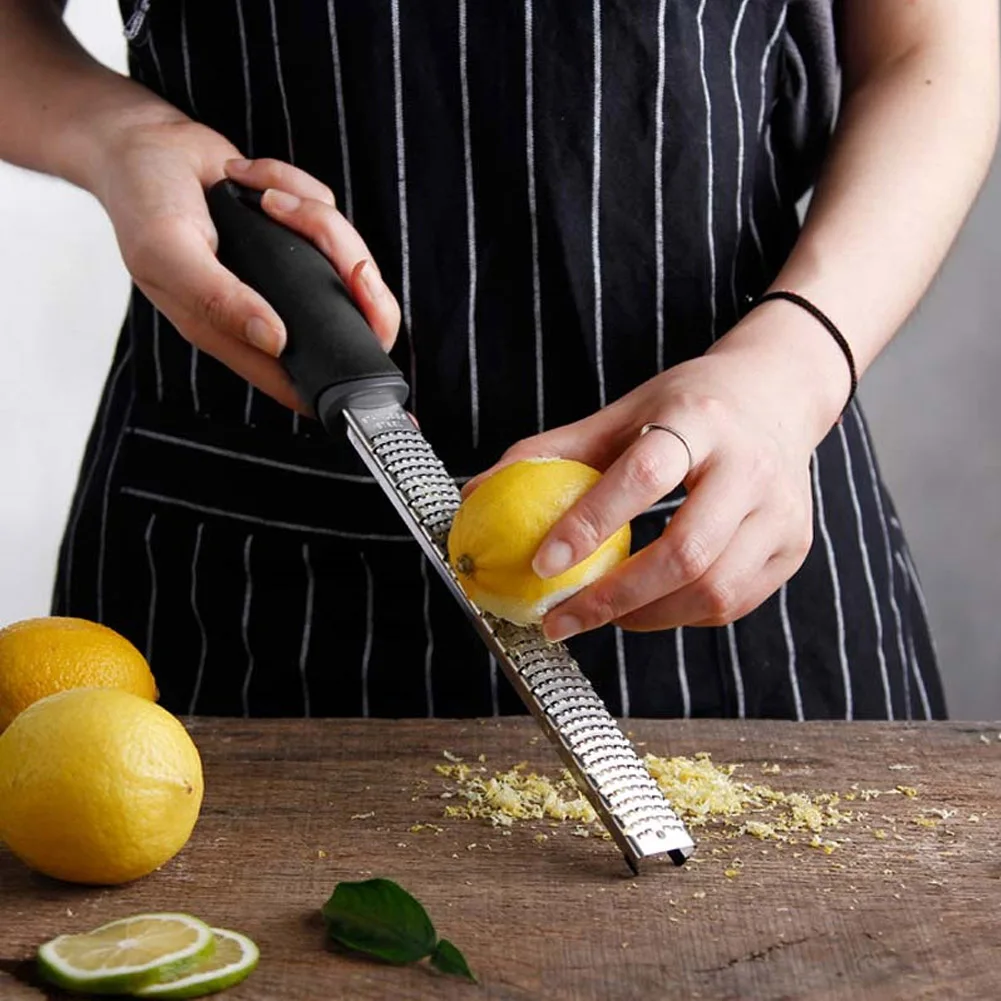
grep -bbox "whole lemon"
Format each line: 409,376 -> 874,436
448,458 -> 630,625
0,617 -> 156,732
0,688 -> 203,885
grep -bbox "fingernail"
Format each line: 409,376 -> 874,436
533,540 -> 574,579
245,316 -> 282,355
264,189 -> 300,213
545,614 -> 583,643
356,260 -> 386,302
226,158 -> 253,173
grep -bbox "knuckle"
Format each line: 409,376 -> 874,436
568,502 -> 605,552
195,287 -> 233,330
700,575 -> 737,623
580,587 -> 620,627
625,447 -> 667,495
670,390 -> 729,427
305,208 -> 340,254
778,489 -> 814,562
669,531 -> 713,582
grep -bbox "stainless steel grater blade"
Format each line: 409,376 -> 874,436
343,401 -> 696,873
205,178 -> 695,873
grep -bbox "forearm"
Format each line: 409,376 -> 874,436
0,0 -> 184,197
714,1 -> 1000,440
779,14 -> 999,371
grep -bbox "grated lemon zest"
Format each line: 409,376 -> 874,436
435,762 -> 597,827
426,748 -> 951,865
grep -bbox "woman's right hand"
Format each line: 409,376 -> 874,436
91,112 -> 400,412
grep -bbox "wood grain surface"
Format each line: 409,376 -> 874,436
2,718 -> 1000,1001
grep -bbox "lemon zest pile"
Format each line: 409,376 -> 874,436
434,750 -> 855,851
642,752 -> 852,848
437,761 -> 597,827
427,748 -> 962,864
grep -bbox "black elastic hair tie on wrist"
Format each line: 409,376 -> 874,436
746,290 -> 858,422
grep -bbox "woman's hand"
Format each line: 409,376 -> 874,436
467,0 -> 998,644
466,309 -> 850,641
91,114 -> 400,411
0,2 -> 398,412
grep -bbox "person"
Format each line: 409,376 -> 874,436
2,0 -> 996,721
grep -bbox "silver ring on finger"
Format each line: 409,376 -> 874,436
639,422 -> 695,476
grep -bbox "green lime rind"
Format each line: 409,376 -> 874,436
134,928 -> 259,999
36,913 -> 215,996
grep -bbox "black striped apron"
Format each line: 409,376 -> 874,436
52,0 -> 946,721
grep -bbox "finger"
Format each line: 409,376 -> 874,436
128,213 -> 288,357
613,518 -> 802,632
224,157 -> 337,206
460,408 -> 628,500
348,259 -> 402,352
260,189 -> 401,351
150,289 -> 306,413
532,423 -> 698,579
540,460 -> 751,641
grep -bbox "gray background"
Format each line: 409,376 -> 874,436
0,1 -> 997,718
860,155 -> 1001,719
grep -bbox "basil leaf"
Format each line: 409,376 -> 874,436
322,878 -> 437,965
430,939 -> 477,983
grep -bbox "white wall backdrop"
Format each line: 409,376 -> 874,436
1,1 -> 998,717
0,1 -> 129,626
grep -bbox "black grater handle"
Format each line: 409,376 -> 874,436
206,179 -> 409,429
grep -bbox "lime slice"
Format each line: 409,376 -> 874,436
37,913 -> 214,995
135,928 -> 259,998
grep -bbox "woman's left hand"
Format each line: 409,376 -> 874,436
465,312 -> 849,641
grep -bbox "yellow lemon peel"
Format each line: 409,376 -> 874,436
447,459 -> 630,624
0,688 -> 203,885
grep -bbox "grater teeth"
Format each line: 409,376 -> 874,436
343,403 -> 695,872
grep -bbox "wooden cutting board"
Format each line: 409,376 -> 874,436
1,718 -> 1000,1000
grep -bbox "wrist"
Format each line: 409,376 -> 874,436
707,298 -> 853,447
0,0 -> 190,199
59,74 -> 188,201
